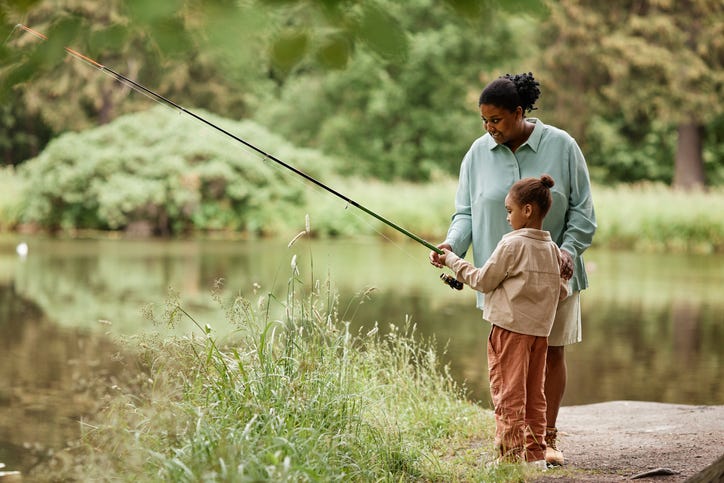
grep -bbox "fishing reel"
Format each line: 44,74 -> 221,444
440,273 -> 463,290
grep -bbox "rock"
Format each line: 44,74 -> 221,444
684,452 -> 724,483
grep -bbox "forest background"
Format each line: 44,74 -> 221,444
0,0 -> 723,249
1,1 -> 723,480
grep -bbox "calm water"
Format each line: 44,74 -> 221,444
1,235 -> 722,472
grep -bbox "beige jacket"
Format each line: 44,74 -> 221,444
445,228 -> 569,337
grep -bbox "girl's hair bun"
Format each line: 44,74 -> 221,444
540,174 -> 555,189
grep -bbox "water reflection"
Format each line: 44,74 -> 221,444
0,284 -> 129,473
0,235 -> 722,474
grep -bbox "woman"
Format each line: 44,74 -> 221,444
430,72 -> 596,466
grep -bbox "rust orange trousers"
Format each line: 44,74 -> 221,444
487,324 -> 548,462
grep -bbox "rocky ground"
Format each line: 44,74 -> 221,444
534,401 -> 724,482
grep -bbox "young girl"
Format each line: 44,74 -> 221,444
438,174 -> 568,468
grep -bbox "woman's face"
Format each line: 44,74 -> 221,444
480,104 -> 523,145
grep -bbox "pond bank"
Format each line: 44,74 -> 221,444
536,401 -> 724,482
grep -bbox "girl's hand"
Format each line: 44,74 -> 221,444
430,243 -> 452,268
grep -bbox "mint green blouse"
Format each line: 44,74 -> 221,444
444,118 -> 597,310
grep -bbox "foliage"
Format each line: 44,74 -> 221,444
252,0 -> 528,181
535,0 -> 724,187
0,166 -> 26,230
17,105 -> 332,235
0,1 -> 255,171
0,100 -> 52,166
585,116 -> 676,184
584,112 -> 724,186
1,0 -> 544,182
704,113 -> 724,186
6,119 -> 724,252
27,270 -> 508,481
6,0 -> 722,186
593,183 -> 724,254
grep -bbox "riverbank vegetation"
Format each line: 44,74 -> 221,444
3,3 -> 722,481
0,105 -> 722,253
27,270 -> 538,482
2,169 -> 723,254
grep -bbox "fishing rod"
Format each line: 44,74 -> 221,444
13,24 -> 463,291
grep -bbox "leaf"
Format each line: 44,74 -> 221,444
355,3 -> 408,62
43,15 -> 85,64
270,29 -> 309,72
125,0 -> 185,25
149,17 -> 193,58
88,25 -> 128,54
497,0 -> 549,18
443,0 -> 496,17
314,33 -> 351,69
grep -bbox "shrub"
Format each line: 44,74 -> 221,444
17,105 -> 333,235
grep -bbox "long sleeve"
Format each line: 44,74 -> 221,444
445,151 -> 473,257
559,141 -> 597,260
444,244 -> 510,294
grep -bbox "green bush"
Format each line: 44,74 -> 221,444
5,105 -> 724,254
17,105 -> 332,235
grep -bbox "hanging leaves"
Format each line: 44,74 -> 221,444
353,3 -> 408,63
270,29 -> 310,74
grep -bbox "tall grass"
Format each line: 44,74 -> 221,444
593,183 -> 724,253
0,166 -> 26,231
2,161 -> 721,253
28,250 -> 546,482
311,179 -> 724,254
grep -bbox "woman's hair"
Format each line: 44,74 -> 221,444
509,174 -> 555,217
478,72 -> 541,113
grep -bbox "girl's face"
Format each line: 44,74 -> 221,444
505,193 -> 529,230
480,104 -> 523,145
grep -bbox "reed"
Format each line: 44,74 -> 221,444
592,183 -> 724,253
325,179 -> 724,253
25,248 -> 553,482
0,166 -> 26,231
3,161 -> 721,253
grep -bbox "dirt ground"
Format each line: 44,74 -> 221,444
534,401 -> 724,482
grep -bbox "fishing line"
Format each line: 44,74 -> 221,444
10,24 -> 464,290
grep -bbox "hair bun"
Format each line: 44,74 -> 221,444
540,174 -> 555,189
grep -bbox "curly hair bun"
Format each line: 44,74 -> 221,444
503,72 -> 541,113
540,174 -> 555,189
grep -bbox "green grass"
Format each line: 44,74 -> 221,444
27,265 -> 554,482
298,178 -> 724,253
0,166 -> 27,231
592,182 -> 724,253
2,161 -> 722,253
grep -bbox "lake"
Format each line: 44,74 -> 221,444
1,234 -> 722,473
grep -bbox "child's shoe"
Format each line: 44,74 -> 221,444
545,427 -> 565,466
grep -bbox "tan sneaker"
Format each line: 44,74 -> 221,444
545,427 -> 565,466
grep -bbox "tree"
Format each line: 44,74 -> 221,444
0,0 -> 257,134
538,0 -> 724,189
252,0 -> 543,180
2,0 -> 547,177
0,0 -> 417,163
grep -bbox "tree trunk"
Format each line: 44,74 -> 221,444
673,121 -> 706,190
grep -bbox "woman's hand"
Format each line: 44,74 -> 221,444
560,249 -> 574,280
